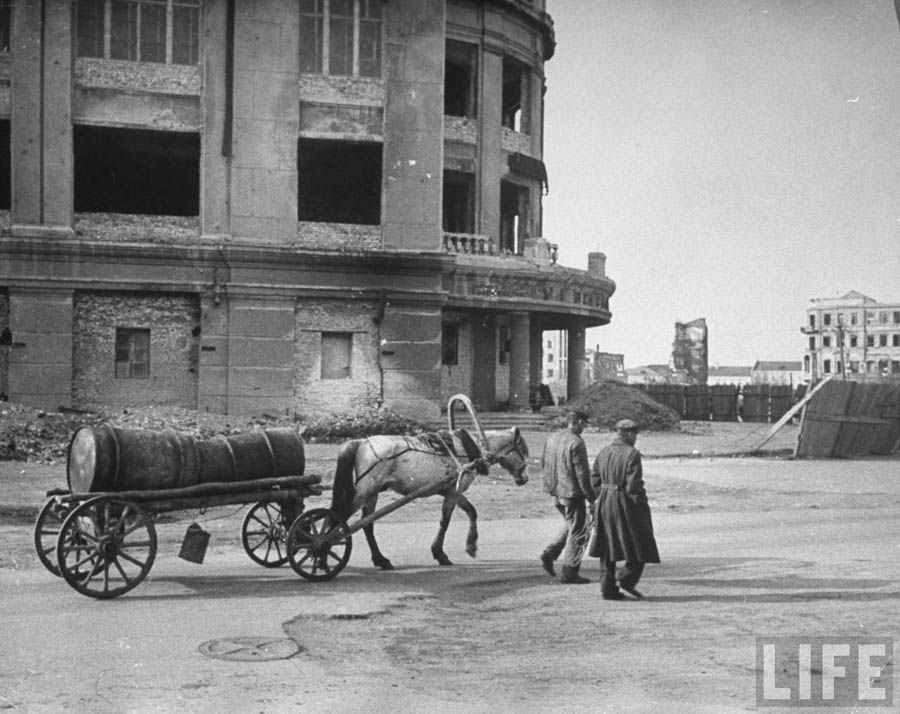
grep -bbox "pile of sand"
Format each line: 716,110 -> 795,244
561,380 -> 681,432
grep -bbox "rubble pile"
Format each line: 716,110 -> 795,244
563,380 -> 681,432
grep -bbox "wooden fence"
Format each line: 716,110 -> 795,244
639,383 -> 798,423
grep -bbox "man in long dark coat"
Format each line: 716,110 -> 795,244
590,419 -> 660,600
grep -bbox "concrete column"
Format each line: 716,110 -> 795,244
200,0 -> 231,237
230,1 -> 299,242
508,311 -> 531,410
567,326 -> 587,401
529,317 -> 542,393
382,0 -> 444,250
8,289 -> 73,410
11,0 -> 74,234
479,48 -> 503,242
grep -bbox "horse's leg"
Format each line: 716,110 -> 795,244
431,493 -> 458,566
455,494 -> 478,559
361,494 -> 394,570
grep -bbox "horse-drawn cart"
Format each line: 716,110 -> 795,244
34,424 -> 322,599
282,394 -> 530,582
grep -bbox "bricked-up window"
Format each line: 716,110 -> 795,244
0,0 -> 10,53
321,332 -> 352,379
298,139 -> 381,224
445,40 -> 478,118
115,328 -> 150,378
75,125 -> 200,215
442,171 -> 474,233
299,0 -> 382,78
442,323 -> 459,366
502,57 -> 531,132
76,0 -> 200,65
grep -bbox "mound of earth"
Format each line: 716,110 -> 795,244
563,380 -> 681,432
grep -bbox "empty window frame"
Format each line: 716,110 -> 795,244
0,120 -> 8,210
502,57 -> 531,132
115,328 -> 150,378
850,335 -> 858,348
822,336 -> 831,348
823,313 -> 831,326
808,336 -> 815,350
500,179 -> 529,254
0,0 -> 9,53
299,0 -> 382,78
76,0 -> 200,65
321,332 -> 352,379
879,334 -> 888,347
442,323 -> 459,366
445,40 -> 478,118
74,125 -> 200,215
442,171 -> 475,233
298,139 -> 382,224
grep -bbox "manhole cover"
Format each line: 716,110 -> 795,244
198,637 -> 300,661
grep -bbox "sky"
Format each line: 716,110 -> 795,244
542,0 -> 900,368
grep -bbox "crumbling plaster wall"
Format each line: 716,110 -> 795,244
295,221 -> 382,251
293,299 -> 382,417
72,292 -> 200,411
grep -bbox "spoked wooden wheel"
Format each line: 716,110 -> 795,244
33,497 -> 72,577
242,500 -> 293,568
287,508 -> 352,582
56,496 -> 157,599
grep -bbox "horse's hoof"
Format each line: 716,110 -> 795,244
466,545 -> 477,559
375,560 -> 394,571
434,555 -> 453,566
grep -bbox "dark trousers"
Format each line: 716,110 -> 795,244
600,559 -> 644,594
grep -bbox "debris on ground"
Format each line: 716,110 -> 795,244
560,380 -> 681,432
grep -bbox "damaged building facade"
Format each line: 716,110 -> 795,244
0,0 -> 614,421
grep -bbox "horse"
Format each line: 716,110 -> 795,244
329,427 -> 529,569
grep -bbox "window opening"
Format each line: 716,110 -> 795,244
298,139 -> 382,224
444,40 -> 477,118
498,325 -> 510,365
321,332 -> 352,379
502,57 -> 530,132
442,323 -> 459,365
115,328 -> 150,378
500,180 -> 528,254
442,170 -> 475,233
300,0 -> 382,78
0,0 -> 10,52
0,120 -> 9,210
76,0 -> 200,65
74,125 -> 200,215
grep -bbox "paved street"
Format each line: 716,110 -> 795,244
2,449 -> 899,713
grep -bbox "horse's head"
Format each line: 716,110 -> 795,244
483,427 -> 529,485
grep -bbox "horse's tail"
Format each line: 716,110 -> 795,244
331,440 -> 361,520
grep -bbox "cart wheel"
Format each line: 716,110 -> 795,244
34,497 -> 72,577
287,508 -> 352,582
242,500 -> 293,568
56,496 -> 157,599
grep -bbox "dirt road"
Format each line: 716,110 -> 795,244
2,438 -> 899,713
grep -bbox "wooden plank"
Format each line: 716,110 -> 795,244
752,375 -> 833,453
796,378 -> 846,458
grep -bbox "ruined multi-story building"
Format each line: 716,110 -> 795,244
0,0 -> 615,420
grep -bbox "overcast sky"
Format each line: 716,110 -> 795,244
542,0 -> 900,368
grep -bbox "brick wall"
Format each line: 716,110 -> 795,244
293,300 -> 382,417
72,292 -> 200,411
0,290 -> 8,399
295,221 -> 382,251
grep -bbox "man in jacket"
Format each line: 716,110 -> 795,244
590,419 -> 660,600
540,408 -> 596,584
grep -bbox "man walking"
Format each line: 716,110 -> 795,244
540,408 -> 595,584
590,419 -> 660,600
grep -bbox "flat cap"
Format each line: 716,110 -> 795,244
567,408 -> 590,422
614,418 -> 639,431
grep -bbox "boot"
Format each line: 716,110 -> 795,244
560,565 -> 590,584
540,551 -> 556,577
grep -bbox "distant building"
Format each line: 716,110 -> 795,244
587,349 -> 625,383
625,365 -> 672,385
751,361 -> 802,386
802,291 -> 900,381
707,365 -> 752,386
671,318 -> 708,385
541,330 -> 569,405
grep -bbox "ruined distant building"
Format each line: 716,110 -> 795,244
0,1 -> 615,420
671,318 -> 708,385
587,349 -> 624,383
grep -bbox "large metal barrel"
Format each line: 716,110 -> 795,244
66,424 -> 306,493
